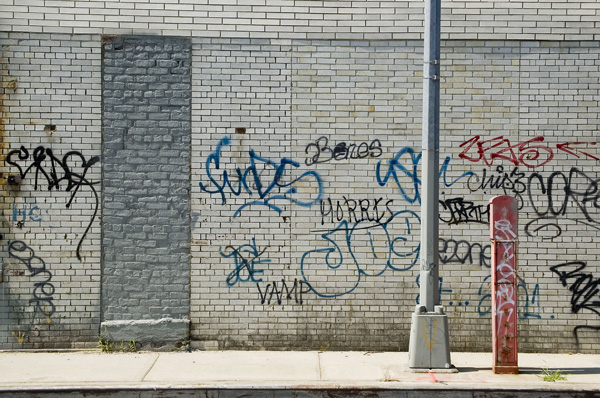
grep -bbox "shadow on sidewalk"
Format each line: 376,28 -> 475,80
520,367 -> 600,375
455,367 -> 492,373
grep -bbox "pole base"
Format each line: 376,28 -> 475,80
493,365 -> 519,375
408,305 -> 452,370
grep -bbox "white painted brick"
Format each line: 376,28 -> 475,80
2,3 -> 600,354
2,1 -> 598,40
1,33 -> 102,349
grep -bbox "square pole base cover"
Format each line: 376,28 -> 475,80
409,311 -> 451,369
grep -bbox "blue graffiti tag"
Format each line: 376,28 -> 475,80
441,155 -> 475,188
477,275 -> 492,316
300,210 -> 420,298
375,147 -> 421,204
415,275 -> 453,305
477,275 -> 541,319
375,147 -> 473,204
199,137 -> 324,217
298,147 -> 471,298
221,238 -> 270,287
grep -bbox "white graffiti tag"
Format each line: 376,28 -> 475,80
494,207 -> 517,362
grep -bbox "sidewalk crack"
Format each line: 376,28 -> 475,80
317,351 -> 323,381
142,353 -> 160,382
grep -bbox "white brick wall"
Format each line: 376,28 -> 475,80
191,39 -> 600,352
0,32 -> 102,349
3,1 -> 600,41
1,2 -> 600,353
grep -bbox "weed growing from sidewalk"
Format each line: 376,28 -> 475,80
98,330 -> 113,353
128,339 -> 137,352
379,370 -> 399,382
98,328 -> 137,353
538,368 -> 567,382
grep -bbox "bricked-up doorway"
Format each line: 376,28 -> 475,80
100,35 -> 191,348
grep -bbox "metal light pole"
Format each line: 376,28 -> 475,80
408,0 -> 452,370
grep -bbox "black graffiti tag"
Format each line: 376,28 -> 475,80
467,165 -> 600,239
550,261 -> 600,318
466,166 -> 527,206
439,197 -> 489,225
6,146 -> 100,260
549,261 -> 600,348
526,168 -> 600,239
319,196 -> 394,226
221,239 -> 270,287
439,238 -> 491,268
305,136 -> 383,166
8,241 -> 55,318
257,279 -> 312,305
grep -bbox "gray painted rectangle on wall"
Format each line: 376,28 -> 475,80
101,35 -> 191,340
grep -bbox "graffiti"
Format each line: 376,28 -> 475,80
8,241 -> 55,318
556,142 -> 600,162
301,210 -> 420,298
477,275 -> 541,319
459,135 -> 599,169
477,276 -> 492,316
490,201 -> 518,365
6,146 -> 100,260
466,165 -> 600,240
466,165 -> 526,201
199,137 -> 324,217
415,276 -> 453,305
319,197 -> 394,226
459,135 -> 553,168
414,274 -> 535,311
522,283 -> 542,319
376,147 -> 472,204
439,238 -> 491,268
304,136 -> 382,166
440,155 -> 475,188
12,204 -> 50,224
550,261 -> 600,318
439,197 -> 489,225
549,261 -> 600,347
257,279 -> 312,305
221,239 -> 270,287
494,278 -> 516,336
525,167 -> 600,239
12,331 -> 26,344
375,147 -> 420,204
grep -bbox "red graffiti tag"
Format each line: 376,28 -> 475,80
556,142 -> 600,161
459,136 -> 553,168
459,136 -> 599,169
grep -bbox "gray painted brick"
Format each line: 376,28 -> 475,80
101,35 -> 191,339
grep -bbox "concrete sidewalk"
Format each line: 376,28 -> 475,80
0,350 -> 598,396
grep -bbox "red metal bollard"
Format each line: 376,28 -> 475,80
490,195 -> 519,374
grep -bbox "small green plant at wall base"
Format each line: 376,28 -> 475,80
538,368 -> 567,382
98,328 -> 137,353
128,339 -> 137,353
98,334 -> 113,353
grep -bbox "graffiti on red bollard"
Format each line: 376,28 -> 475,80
490,195 -> 519,374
